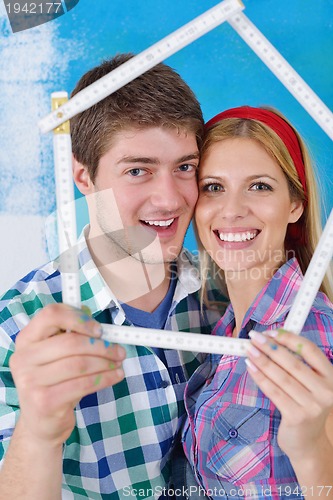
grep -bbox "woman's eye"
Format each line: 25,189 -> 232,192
202,183 -> 223,193
127,168 -> 145,177
250,182 -> 272,191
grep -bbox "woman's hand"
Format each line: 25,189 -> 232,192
246,329 -> 333,461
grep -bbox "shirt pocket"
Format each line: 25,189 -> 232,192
207,403 -> 271,485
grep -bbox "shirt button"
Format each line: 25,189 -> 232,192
228,428 -> 238,439
160,380 -> 170,389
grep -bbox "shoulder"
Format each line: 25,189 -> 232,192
0,261 -> 61,338
173,248 -> 228,332
306,292 -> 333,329
301,292 -> 333,356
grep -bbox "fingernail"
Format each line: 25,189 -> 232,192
296,343 -> 303,356
79,313 -> 92,323
247,344 -> 261,358
94,374 -> 102,386
277,328 -> 288,336
81,305 -> 92,316
269,342 -> 278,351
248,330 -> 267,344
89,337 -> 96,345
109,361 -> 115,370
265,330 -> 278,338
104,340 -> 111,348
93,324 -> 103,337
115,368 -> 124,379
245,358 -> 258,373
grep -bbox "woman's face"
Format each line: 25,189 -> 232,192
195,137 -> 303,277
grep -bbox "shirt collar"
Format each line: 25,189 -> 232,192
173,249 -> 201,302
77,226 -> 123,318
215,258 -> 303,335
246,257 -> 303,326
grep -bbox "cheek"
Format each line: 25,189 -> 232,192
184,181 -> 199,209
195,203 -> 213,242
195,197 -> 214,225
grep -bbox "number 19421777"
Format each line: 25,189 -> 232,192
5,3 -> 62,14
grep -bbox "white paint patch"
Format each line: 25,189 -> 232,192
0,215 -> 48,295
0,4 -> 82,294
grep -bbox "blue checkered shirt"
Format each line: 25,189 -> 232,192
0,230 -> 225,499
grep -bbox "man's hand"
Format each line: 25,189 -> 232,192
10,303 -> 126,445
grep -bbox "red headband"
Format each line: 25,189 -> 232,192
205,106 -> 307,245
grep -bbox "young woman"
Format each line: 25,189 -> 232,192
181,106 -> 333,499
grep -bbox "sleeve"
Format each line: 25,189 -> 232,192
301,306 -> 333,365
0,322 -> 20,464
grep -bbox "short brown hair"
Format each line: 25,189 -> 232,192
70,53 -> 204,182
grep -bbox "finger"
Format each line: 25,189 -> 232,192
245,357 -> 302,419
16,303 -> 103,346
266,329 -> 332,377
16,332 -> 126,367
249,331 -> 332,392
246,343 -> 314,408
24,355 -> 123,386
33,368 -> 125,412
248,331 -> 333,408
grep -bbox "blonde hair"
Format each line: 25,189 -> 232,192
197,107 -> 333,306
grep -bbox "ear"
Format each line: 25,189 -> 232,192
73,155 -> 94,195
288,198 -> 304,224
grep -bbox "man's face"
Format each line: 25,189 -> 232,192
87,127 -> 199,264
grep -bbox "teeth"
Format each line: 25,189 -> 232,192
218,231 -> 258,242
144,218 -> 174,227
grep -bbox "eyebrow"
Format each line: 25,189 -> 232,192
199,174 -> 279,182
116,152 -> 200,165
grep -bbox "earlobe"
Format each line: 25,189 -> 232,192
289,199 -> 304,223
73,156 -> 94,195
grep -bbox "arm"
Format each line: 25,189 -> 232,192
247,329 -> 333,498
0,304 -> 126,500
0,419 -> 63,500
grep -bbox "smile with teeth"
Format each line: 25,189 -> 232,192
217,230 -> 260,242
143,218 -> 175,227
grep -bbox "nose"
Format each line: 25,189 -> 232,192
221,192 -> 249,221
150,175 -> 185,212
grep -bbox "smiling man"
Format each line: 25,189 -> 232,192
0,54 -> 225,499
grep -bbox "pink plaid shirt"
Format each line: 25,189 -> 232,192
182,258 -> 333,500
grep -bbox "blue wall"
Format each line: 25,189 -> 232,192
0,0 -> 332,290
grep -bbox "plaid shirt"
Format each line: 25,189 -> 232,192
0,229 -> 225,499
183,258 -> 333,500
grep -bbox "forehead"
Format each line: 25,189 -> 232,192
201,137 -> 282,176
100,126 -> 199,164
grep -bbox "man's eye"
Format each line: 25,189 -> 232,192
178,164 -> 196,172
128,168 -> 145,177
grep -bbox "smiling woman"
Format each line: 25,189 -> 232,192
179,106 -> 333,500
196,137 -> 303,280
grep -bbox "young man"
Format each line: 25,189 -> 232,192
0,54 -> 225,499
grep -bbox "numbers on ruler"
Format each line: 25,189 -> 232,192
40,0 -> 244,133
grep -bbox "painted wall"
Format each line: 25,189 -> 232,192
0,0 -> 332,295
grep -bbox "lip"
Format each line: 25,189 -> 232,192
213,228 -> 261,249
139,217 -> 179,239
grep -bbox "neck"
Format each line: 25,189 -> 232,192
226,264 -> 279,337
86,226 -> 172,312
